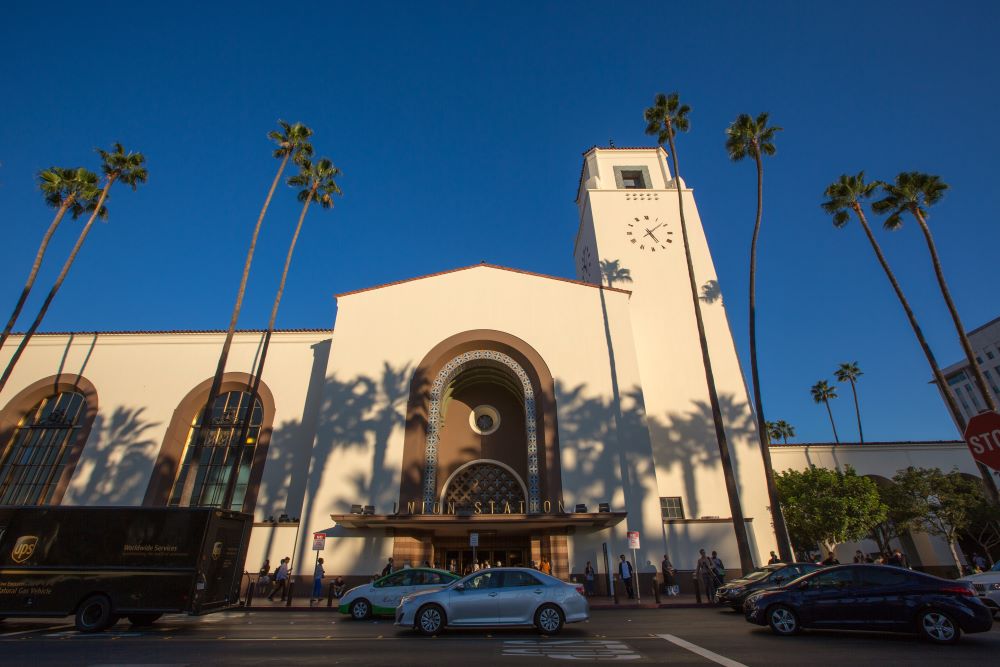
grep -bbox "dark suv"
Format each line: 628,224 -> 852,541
715,562 -> 821,609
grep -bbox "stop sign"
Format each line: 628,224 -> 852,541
964,411 -> 1000,472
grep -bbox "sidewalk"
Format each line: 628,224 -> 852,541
241,591 -> 708,612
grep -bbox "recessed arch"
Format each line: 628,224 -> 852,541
0,374 -> 99,505
439,458 -> 528,509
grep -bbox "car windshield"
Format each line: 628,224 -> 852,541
743,569 -> 772,582
991,561 -> 1000,573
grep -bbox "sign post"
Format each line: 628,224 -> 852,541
470,532 -> 479,567
627,531 -> 641,602
312,532 -> 326,579
963,411 -> 1000,502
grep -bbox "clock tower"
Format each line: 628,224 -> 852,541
573,147 -> 775,563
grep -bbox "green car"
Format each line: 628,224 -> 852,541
338,568 -> 460,619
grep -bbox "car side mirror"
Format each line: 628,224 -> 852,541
455,583 -> 465,592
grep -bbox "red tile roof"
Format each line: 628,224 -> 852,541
334,262 -> 631,298
20,328 -> 331,336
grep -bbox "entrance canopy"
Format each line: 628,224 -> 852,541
330,511 -> 626,536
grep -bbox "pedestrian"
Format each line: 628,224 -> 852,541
311,557 -> 325,606
972,553 -> 987,572
584,561 -> 596,596
853,550 -> 866,564
767,551 -> 779,565
268,557 -> 290,601
696,549 -> 716,601
618,554 -> 634,599
472,561 -> 481,572
888,549 -> 909,569
540,558 -> 552,575
710,551 -> 725,585
333,575 -> 346,598
381,557 -> 394,577
821,551 -> 839,565
422,560 -> 431,568
257,558 -> 271,595
661,554 -> 677,596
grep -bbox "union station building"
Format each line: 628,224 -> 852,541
0,148 -> 990,584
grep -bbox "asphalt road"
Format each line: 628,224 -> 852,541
1,606 -> 997,665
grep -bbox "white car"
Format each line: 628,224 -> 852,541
338,568 -> 459,620
395,567 -> 589,636
959,561 -> 1000,617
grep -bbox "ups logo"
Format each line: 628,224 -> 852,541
211,541 -> 223,561
12,535 -> 39,564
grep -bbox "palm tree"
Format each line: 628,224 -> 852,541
873,172 -> 998,414
821,173 -> 966,431
0,143 -> 145,393
724,112 -> 792,561
834,362 -> 865,443
0,167 -> 102,354
222,156 -> 342,508
645,92 -> 754,572
181,121 -> 313,506
811,380 -> 840,443
766,420 -> 796,445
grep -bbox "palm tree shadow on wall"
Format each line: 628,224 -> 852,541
69,406 -> 160,505
700,280 -> 722,305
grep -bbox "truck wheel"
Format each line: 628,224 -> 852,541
127,614 -> 162,627
76,595 -> 114,633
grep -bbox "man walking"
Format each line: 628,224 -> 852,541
268,557 -> 290,601
618,554 -> 634,600
696,549 -> 716,602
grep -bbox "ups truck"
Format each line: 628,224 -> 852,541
0,506 -> 252,631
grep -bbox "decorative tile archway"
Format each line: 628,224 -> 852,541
423,350 -> 540,510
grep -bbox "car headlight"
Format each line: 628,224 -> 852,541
730,587 -> 745,595
990,583 -> 1000,591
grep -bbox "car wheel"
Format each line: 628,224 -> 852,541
127,614 -> 162,627
416,604 -> 445,636
350,598 -> 372,621
767,604 -> 800,636
535,604 -> 564,635
917,609 -> 961,645
75,595 -> 114,633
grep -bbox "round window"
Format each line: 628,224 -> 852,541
469,405 -> 500,435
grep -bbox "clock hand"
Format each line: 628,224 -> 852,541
649,222 -> 664,233
644,228 -> 660,243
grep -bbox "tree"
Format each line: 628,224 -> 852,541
872,172 -> 998,414
0,143 -> 146,393
724,111 -> 792,561
869,478 -> 922,556
180,121 -> 313,507
222,156 -> 342,508
810,380 -> 839,443
962,493 -> 1000,567
766,420 -> 795,445
892,466 -> 987,575
775,465 -> 887,555
821,173 -> 966,433
0,167 -> 102,354
834,362 -> 865,444
645,92 -> 754,572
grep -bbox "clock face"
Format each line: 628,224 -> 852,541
626,215 -> 673,252
579,245 -> 594,281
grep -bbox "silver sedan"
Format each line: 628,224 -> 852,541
395,567 -> 589,636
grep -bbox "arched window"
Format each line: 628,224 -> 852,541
444,461 -> 526,509
0,391 -> 87,505
168,390 -> 263,511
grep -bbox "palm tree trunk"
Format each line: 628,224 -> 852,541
0,198 -> 75,354
748,149 -> 793,561
221,187 -> 315,510
911,208 -> 997,413
851,205 -> 998,502
824,399 -> 840,443
665,127 -> 755,573
181,152 -> 292,506
850,379 -> 864,444
0,180 -> 114,393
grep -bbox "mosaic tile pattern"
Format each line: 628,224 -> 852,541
424,350 -> 540,510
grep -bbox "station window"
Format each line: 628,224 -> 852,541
614,166 -> 651,190
660,496 -> 685,520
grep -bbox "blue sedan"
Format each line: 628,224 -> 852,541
744,564 -> 993,644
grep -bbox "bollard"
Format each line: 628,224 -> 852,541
285,578 -> 295,607
327,582 -> 335,608
245,576 -> 255,608
653,575 -> 661,604
693,574 -> 703,604
612,576 -> 619,605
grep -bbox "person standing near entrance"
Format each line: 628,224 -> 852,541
310,557 -> 325,606
696,549 -> 715,602
661,555 -> 677,596
540,558 -> 551,575
584,561 -> 596,596
381,557 -> 394,577
618,554 -> 634,599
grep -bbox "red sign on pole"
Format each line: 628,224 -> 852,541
963,411 -> 1000,472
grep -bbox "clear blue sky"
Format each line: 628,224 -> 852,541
1,1 -> 997,444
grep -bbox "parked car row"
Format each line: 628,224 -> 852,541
337,566 -> 589,635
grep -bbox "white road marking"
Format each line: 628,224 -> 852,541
502,639 -> 640,661
0,623 -> 74,638
656,634 -> 746,667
